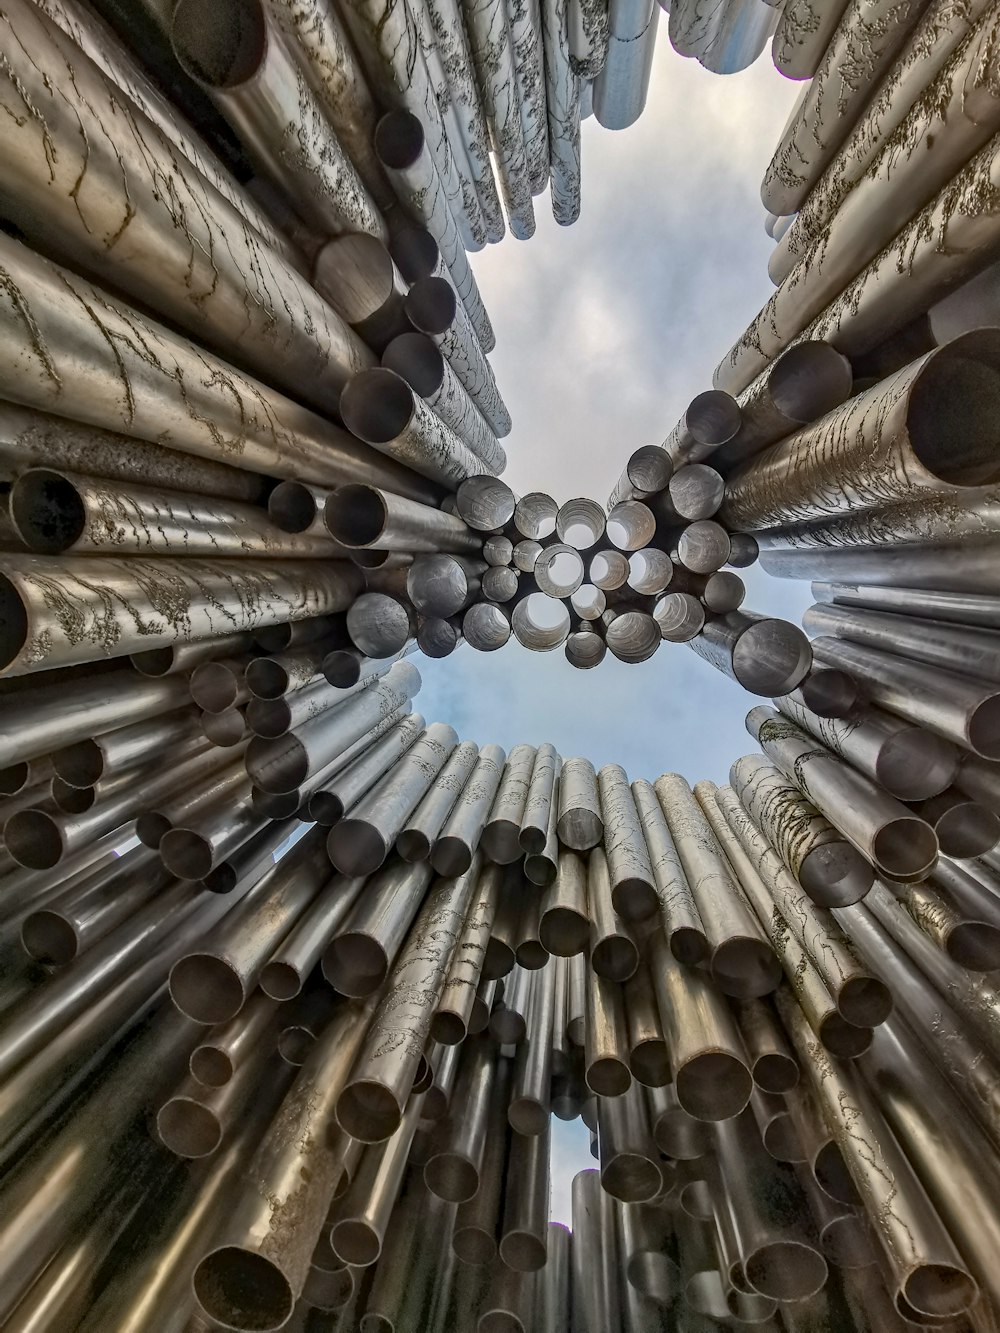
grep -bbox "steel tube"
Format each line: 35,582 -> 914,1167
312,234 -> 409,353
336,859 -> 480,1142
656,773 -> 779,998
330,1098 -> 422,1268
722,335 -> 1000,530
304,714 -> 427,827
736,997 -> 799,1094
322,859 -> 434,997
662,390 -> 742,467
675,520 -> 731,574
326,485 -> 479,556
777,991 -> 978,1320
748,705 -> 939,881
539,849 -> 590,956
608,446 -> 673,509
587,846 -> 639,982
631,777 -> 707,962
168,831 -> 331,1023
624,961 -> 669,1087
432,859 -> 498,1043
398,739 -> 481,861
709,784 -> 891,1027
259,875 -> 367,999
190,991 -> 282,1087
463,601 -> 512,651
509,959 -> 556,1134
556,756 -> 603,849
482,744 -> 537,863
654,591 -> 705,642
584,962 -> 632,1096
648,926 -> 754,1123
384,336 -> 505,473
432,742 -> 506,875
192,999 -> 374,1330
730,754 -> 874,907
688,609 -> 812,696
0,553 -> 359,677
327,723 -> 457,874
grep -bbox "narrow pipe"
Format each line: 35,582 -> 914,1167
322,859 -> 434,997
587,847 -> 639,982
398,739 -> 481,861
432,859 -> 498,1043
325,484 -> 480,554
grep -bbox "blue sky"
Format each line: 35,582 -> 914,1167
415,29 -> 810,1223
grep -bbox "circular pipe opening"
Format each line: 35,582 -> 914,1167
193,1247 -> 294,1332
21,911 -> 78,964
340,369 -> 415,444
463,602 -> 511,651
325,486 -> 387,547
327,821 -> 391,878
565,630 -> 606,671
871,817 -> 938,880
702,571 -> 745,613
169,954 -> 245,1025
267,481 -> 317,533
654,592 -> 704,642
424,1152 -> 479,1203
514,493 -> 558,541
512,594 -> 570,652
190,1045 -> 233,1087
687,390 -> 742,446
172,0 -> 266,88
908,345 -> 1000,486
626,446 -> 673,494
456,476 -> 516,531
190,660 -> 241,712
404,276 -> 456,336
417,617 -> 461,657
799,841 -> 873,908
668,465 -> 725,521
157,1099 -> 223,1158
4,809 -> 62,869
570,585 -> 606,620
10,470 -> 85,553
769,341 -> 853,422
731,619 -> 812,695
585,1056 -> 631,1097
676,1052 -> 752,1121
676,521 -> 731,574
589,549 -> 629,591
347,594 -> 410,657
374,109 -> 427,170
534,546 -> 584,598
605,612 -> 660,664
556,498 -> 606,551
628,549 -> 673,596
381,331 -> 444,396
51,778 -> 95,814
336,1079 -> 401,1142
606,501 -> 656,551
323,934 -> 389,997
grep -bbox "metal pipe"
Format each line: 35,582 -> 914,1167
398,739 -> 481,861
605,611 -> 661,664
432,858 -> 497,1043
584,962 -> 632,1097
327,723 -> 457,874
539,848 -> 590,956
893,875 -> 1000,971
624,961 -> 670,1087
312,234 -> 409,353
597,765 -> 658,922
662,390 -> 741,467
51,711 -> 204,788
812,634 -> 1000,759
169,830 -> 331,1022
920,788 -> 1000,858
607,445 -> 673,509
722,334 -> 1000,530
246,661 -> 421,793
523,759 -> 561,889
190,991 -> 282,1087
490,964 -> 532,1043
0,0 -> 375,416
259,875 -> 367,1000
774,692 -> 959,804
481,744 -> 537,863
416,615 -> 462,657
714,342 -> 853,473
736,997 -> 799,1094
710,784 -> 892,1027
730,753 -> 874,909
805,600 -> 1000,687
656,773 -> 779,998
631,777 -> 707,963
463,600 -> 512,651
0,552 -> 359,677
345,593 -> 414,658
654,591 -> 705,642
336,858 -> 481,1141
587,846 -> 639,982
432,742 -> 506,874
383,336 -> 506,474
688,609 -> 812,696
555,497 -> 607,552
326,485 -> 479,555
777,990 -> 978,1321
330,1096 -> 422,1268
192,997 -> 375,1330
322,858 -> 434,996
509,958 -> 556,1134
748,704 -> 939,881
647,1081 -> 709,1160
404,277 -> 511,438
565,627 -> 607,669
675,520 -> 731,574
556,756 -> 603,849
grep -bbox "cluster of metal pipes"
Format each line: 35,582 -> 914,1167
2,0 -> 1000,1330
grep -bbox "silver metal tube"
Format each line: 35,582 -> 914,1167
656,773 -> 779,999
509,959 -> 556,1134
524,759 -> 561,887
748,705 -> 938,882
624,961 -> 669,1087
729,754 -> 874,907
483,744 -> 537,863
384,335 -> 505,473
654,591 -> 705,642
597,765 -> 657,922
777,990 -> 978,1321
336,859 -> 480,1142
432,742 -> 506,875
398,739 -> 481,861
322,858 -> 434,996
675,520 -> 731,574
647,1082 -> 710,1160
605,611 -> 660,664
584,965 -> 632,1097
812,634 -> 1000,759
556,497 -> 607,552
325,485 -> 479,555
710,784 -> 891,1027
648,929 -> 752,1120
327,723 -> 457,874
540,848 -> 590,957
246,661 -> 421,793
587,846 -> 639,982
662,390 -> 741,467
463,600 -> 512,651
565,627 -> 607,669
688,608 -> 812,696
520,743 -> 560,856
312,234 -> 409,353
259,875 -> 366,1000
190,990 -> 282,1087
0,553 -> 359,677
432,858 -> 498,1043
774,691 -> 959,803
736,997 -> 799,1094
557,756 -> 603,849
51,710 -> 204,788
542,0 -> 582,224
812,578 -> 1000,632
805,600 -> 1000,687
168,830 -> 331,1023
631,777 -> 707,962
499,1118 -> 551,1273
490,964 -> 532,1043
330,1096 -> 423,1267
722,335 -> 1000,530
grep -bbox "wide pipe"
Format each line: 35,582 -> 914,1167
325,484 -> 480,555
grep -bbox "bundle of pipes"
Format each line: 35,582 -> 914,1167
715,1 -> 1000,396
6,656 -> 1000,1329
